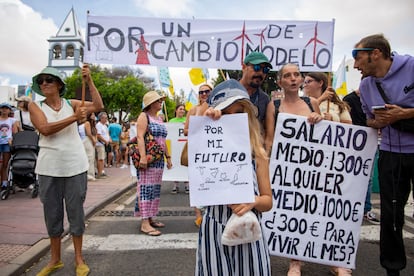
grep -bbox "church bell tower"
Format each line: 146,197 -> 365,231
47,7 -> 84,79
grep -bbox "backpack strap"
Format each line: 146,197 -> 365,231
274,97 -> 314,123
273,99 -> 281,123
300,96 -> 314,112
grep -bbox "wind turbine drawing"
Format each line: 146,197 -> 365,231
254,26 -> 268,50
233,21 -> 253,65
304,22 -> 326,64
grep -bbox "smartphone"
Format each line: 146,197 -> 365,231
372,105 -> 387,110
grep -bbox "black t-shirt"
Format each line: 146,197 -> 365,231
343,91 -> 367,126
250,88 -> 270,130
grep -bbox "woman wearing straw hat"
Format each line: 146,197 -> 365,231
134,90 -> 172,236
29,64 -> 103,276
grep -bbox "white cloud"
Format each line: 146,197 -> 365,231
0,0 -> 57,81
132,0 -> 195,18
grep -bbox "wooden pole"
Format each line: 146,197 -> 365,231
163,100 -> 169,122
81,78 -> 85,106
326,72 -> 331,112
219,69 -> 227,80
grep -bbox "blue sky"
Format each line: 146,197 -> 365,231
1,0 -> 413,93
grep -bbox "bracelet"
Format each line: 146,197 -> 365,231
166,155 -> 171,159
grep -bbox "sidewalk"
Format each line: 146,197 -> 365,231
0,166 -> 135,276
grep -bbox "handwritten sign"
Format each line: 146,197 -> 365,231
85,16 -> 334,72
262,113 -> 378,269
162,122 -> 188,182
188,114 -> 255,206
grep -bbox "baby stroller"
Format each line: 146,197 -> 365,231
1,131 -> 39,200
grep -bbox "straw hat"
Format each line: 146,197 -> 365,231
31,67 -> 66,97
142,91 -> 166,110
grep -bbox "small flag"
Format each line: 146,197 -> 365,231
188,68 -> 206,85
168,79 -> 174,96
185,89 -> 198,111
333,56 -> 348,96
25,84 -> 32,98
158,67 -> 171,88
202,68 -> 210,80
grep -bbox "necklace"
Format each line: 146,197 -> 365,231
47,100 -> 62,111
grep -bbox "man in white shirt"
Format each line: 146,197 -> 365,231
96,112 -> 111,178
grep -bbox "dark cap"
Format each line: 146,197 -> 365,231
0,102 -> 12,109
243,52 -> 272,68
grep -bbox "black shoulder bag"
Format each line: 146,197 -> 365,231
20,110 -> 35,131
375,82 -> 414,133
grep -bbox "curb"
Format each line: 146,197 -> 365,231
3,182 -> 135,276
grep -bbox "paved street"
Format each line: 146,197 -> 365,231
1,166 -> 414,275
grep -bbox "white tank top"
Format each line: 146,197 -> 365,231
35,99 -> 88,177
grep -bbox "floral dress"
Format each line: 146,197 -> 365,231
195,161 -> 271,276
134,114 -> 167,218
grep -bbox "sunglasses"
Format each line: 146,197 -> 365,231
303,79 -> 315,85
352,48 -> 375,59
250,64 -> 271,74
199,89 -> 211,95
36,76 -> 56,85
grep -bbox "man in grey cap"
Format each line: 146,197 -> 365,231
239,51 -> 272,134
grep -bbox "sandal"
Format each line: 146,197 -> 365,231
37,261 -> 64,276
140,229 -> 161,236
149,220 -> 165,228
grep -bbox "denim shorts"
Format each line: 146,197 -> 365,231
0,144 -> 10,153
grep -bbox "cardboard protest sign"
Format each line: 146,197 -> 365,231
262,113 -> 378,269
162,122 -> 188,182
188,114 -> 255,206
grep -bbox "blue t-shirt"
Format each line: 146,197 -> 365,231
108,123 -> 122,142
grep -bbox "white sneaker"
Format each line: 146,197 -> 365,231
364,211 -> 380,224
120,164 -> 128,169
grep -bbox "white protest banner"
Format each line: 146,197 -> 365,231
162,122 -> 188,182
262,113 -> 378,269
130,123 -> 189,181
85,16 -> 334,71
188,114 -> 255,207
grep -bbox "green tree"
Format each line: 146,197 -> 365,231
65,65 -> 176,121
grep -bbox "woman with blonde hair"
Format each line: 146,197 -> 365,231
196,79 -> 272,275
184,83 -> 213,227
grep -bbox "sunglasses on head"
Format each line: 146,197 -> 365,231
199,89 -> 211,95
250,64 -> 271,74
36,76 -> 56,85
352,48 -> 375,59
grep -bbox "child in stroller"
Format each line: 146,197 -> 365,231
0,131 -> 39,200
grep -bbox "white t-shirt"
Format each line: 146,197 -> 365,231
96,121 -> 110,147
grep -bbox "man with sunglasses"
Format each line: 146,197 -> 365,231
239,51 -> 272,134
353,34 -> 414,276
